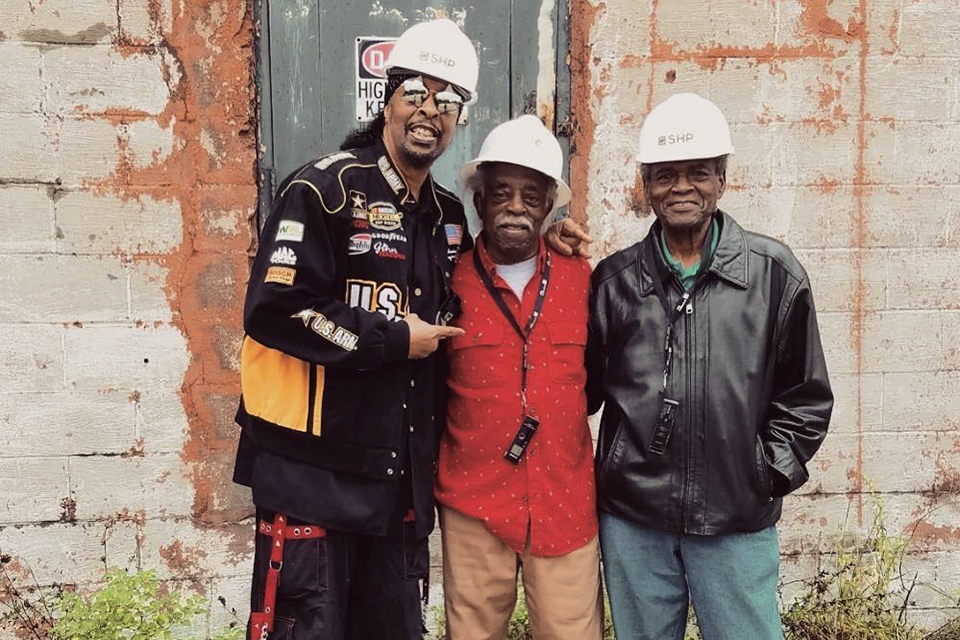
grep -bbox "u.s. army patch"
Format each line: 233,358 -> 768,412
314,151 -> 355,171
349,190 -> 368,215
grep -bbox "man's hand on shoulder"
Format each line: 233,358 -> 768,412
545,218 -> 593,258
404,313 -> 465,359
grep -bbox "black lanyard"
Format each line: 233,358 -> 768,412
472,245 -> 552,411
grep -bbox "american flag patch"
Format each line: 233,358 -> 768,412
444,224 -> 463,246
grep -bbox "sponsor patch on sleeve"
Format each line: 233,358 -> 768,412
275,220 -> 305,243
265,266 -> 296,286
291,308 -> 359,351
314,151 -> 355,171
269,246 -> 298,266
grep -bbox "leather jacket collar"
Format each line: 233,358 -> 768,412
637,210 -> 750,295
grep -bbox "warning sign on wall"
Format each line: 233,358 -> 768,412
355,37 -> 397,122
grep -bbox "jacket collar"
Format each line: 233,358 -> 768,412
637,210 -> 748,295
374,139 -> 445,224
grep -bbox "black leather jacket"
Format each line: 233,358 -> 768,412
586,211 -> 832,535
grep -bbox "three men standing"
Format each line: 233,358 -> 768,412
436,115 -> 604,640
587,93 -> 833,640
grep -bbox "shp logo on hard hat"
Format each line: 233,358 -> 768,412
659,133 -> 695,146
419,51 -> 457,68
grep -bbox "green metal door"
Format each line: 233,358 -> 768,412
255,0 -> 571,224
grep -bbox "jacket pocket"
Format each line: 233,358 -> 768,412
545,321 -> 588,384
448,324 -> 507,389
754,435 -> 774,502
597,422 -> 626,486
241,337 -> 312,433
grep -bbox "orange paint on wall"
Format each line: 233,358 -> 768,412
86,1 -> 258,536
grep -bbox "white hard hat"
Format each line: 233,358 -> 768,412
384,19 -> 479,105
460,115 -> 571,234
638,93 -> 735,164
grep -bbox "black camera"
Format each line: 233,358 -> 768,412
436,291 -> 463,326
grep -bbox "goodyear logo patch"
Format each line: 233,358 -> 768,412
276,220 -> 304,243
368,202 -> 403,231
265,266 -> 296,286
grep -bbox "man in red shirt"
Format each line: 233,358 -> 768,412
434,115 -> 603,639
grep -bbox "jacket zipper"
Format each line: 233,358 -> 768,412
681,290 -> 693,531
681,274 -> 706,533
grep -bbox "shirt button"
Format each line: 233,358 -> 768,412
387,468 -> 395,476
414,287 -> 422,296
391,451 -> 397,459
409,425 -> 415,433
410,379 -> 416,388
400,469 -> 405,475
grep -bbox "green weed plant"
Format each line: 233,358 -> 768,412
0,564 -> 241,640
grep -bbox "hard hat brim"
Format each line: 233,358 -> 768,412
460,160 -> 572,211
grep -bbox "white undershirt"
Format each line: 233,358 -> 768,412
494,257 -> 537,300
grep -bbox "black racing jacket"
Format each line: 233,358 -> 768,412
586,211 -> 832,535
234,139 -> 470,537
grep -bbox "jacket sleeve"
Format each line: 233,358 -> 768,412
763,277 -> 833,496
586,271 -> 608,416
243,180 -> 410,370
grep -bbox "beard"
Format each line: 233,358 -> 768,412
400,139 -> 444,168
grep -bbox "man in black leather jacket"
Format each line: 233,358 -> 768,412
586,93 -> 833,640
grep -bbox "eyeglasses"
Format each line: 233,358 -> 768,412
399,76 -> 464,114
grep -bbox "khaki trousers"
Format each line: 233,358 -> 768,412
439,506 -> 604,640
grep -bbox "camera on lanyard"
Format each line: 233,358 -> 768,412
436,291 -> 462,326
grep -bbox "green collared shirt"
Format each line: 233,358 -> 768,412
660,218 -> 720,290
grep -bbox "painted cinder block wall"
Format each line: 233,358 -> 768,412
567,0 -> 960,629
0,0 -> 957,636
0,0 -> 257,636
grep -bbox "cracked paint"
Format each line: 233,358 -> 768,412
567,0 -> 603,225
536,0 -> 557,128
84,0 -> 257,551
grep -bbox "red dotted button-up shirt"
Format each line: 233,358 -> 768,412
435,237 -> 598,557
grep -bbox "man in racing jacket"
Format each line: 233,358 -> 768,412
234,19 -> 476,640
